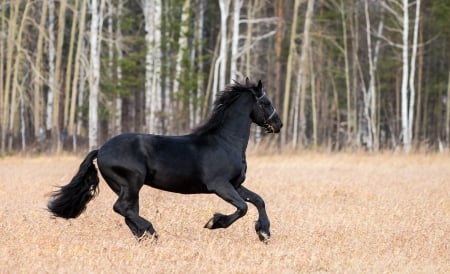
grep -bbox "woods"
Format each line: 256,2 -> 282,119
0,0 -> 449,153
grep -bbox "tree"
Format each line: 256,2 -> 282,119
281,0 -> 301,146
88,0 -> 104,150
292,0 -> 315,149
142,0 -> 162,133
215,0 -> 230,93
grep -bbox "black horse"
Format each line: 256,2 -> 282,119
47,78 -> 282,243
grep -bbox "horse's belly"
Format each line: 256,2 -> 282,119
146,167 -> 209,194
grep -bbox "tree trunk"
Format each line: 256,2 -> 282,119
363,0 -> 383,151
195,0 -> 204,126
64,0 -> 79,134
88,0 -> 104,150
400,0 -> 410,152
274,0 -> 284,109
46,0 -> 56,135
50,0 -> 67,152
340,0 -> 352,146
1,0 -> 20,152
174,0 -> 190,94
446,70 -> 450,147
414,17 -> 423,145
33,0 -> 48,140
0,0 -> 5,151
310,46 -> 317,148
114,0 -> 124,135
230,0 -> 242,81
68,0 -> 87,139
281,0 -> 301,146
9,2 -> 31,151
217,0 -> 230,90
293,0 -> 314,149
143,0 -> 154,132
408,0 -> 420,148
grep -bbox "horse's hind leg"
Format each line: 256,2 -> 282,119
114,190 -> 157,240
104,172 -> 157,240
237,186 -> 270,243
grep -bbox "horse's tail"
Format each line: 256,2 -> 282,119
47,150 -> 100,219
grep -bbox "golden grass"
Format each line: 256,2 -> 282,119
0,153 -> 449,273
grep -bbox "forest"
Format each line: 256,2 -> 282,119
0,0 -> 449,153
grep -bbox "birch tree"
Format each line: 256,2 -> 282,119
400,0 -> 411,151
0,0 -> 5,151
33,0 -> 48,139
1,0 -> 20,152
213,0 -> 230,96
52,0 -> 67,152
292,0 -> 315,149
362,0 -> 381,151
68,0 -> 87,138
229,0 -> 242,81
275,0 -> 284,109
408,0 -> 421,150
88,0 -> 104,150
114,0 -> 124,135
9,2 -> 31,150
398,0 -> 420,152
446,69 -> 450,147
143,0 -> 162,133
281,0 -> 301,146
46,0 -> 55,135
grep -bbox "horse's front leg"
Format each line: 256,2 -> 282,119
237,186 -> 271,243
204,183 -> 248,230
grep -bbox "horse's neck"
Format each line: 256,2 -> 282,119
216,99 -> 252,152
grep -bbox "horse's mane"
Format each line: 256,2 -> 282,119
192,81 -> 256,136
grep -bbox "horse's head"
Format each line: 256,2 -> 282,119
247,78 -> 283,133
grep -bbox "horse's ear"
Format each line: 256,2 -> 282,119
257,80 -> 263,90
245,77 -> 250,86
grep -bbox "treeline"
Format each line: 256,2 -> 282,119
0,0 -> 449,154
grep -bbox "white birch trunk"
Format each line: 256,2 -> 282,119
446,69 -> 450,146
143,0 -> 154,133
230,0 -> 242,81
46,0 -> 55,132
143,0 -> 162,134
88,0 -> 104,150
106,0 -> 114,137
174,0 -> 190,95
218,0 -> 230,90
408,0 -> 421,146
195,1 -> 204,126
400,0 -> 410,152
189,47 -> 195,129
33,0 -> 48,138
151,0 -> 162,134
281,0 -> 301,146
114,0 -> 124,135
364,0 -> 375,150
69,0 -> 87,137
293,0 -> 314,149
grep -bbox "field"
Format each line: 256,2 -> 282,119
1,153 -> 449,273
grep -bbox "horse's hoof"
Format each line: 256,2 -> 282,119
204,218 -> 215,229
204,213 -> 224,229
257,231 -> 270,244
137,230 -> 158,243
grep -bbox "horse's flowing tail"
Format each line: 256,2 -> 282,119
47,150 -> 100,219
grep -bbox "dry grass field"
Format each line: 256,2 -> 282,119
0,153 -> 449,273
